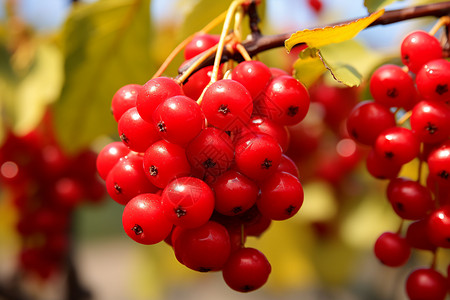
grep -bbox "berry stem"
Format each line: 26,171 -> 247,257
152,11 -> 227,79
210,0 -> 247,84
396,111 -> 412,126
240,223 -> 245,248
428,15 -> 450,36
417,143 -> 424,184
236,43 -> 252,61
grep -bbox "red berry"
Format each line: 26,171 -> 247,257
374,127 -> 420,166
401,30 -> 442,74
184,34 -> 220,60
427,141 -> 450,188
410,100 -> 450,144
222,247 -> 271,292
416,58 -> 450,104
230,61 -> 272,99
96,142 -> 130,180
111,84 -> 140,122
122,193 -> 173,245
427,205 -> 450,248
373,232 -> 411,267
406,268 -> 447,300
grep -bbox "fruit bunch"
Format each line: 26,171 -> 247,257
0,113 -> 106,280
97,28 -> 310,292
347,28 -> 450,300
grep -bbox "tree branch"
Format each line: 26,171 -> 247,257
177,2 -> 450,83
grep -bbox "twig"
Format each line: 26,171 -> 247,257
177,2 -> 450,83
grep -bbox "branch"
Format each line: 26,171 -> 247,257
177,2 -> 450,82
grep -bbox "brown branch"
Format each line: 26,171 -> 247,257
177,2 -> 450,83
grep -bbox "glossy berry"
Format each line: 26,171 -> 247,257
201,79 -> 253,132
136,77 -> 184,123
427,141 -> 450,188
230,61 -> 272,99
118,107 -> 160,152
96,142 -> 130,180
161,177 -> 215,228
182,66 -> 217,100
186,127 -> 234,179
143,140 -> 191,189
401,30 -> 442,74
427,205 -> 450,248
369,64 -> 417,109
105,154 -> 158,205
346,100 -> 396,146
373,232 -> 411,267
277,153 -> 299,177
416,58 -> 450,103
374,127 -> 420,166
406,219 -> 437,252
386,177 -> 434,220
211,170 -> 259,216
247,117 -> 290,152
173,221 -> 231,272
255,75 -> 310,126
222,247 -> 271,293
405,268 -> 447,300
257,171 -> 303,220
234,133 -> 282,181
111,84 -> 141,122
410,100 -> 450,144
365,149 -> 401,180
152,95 -> 205,146
184,34 -> 220,60
122,193 -> 173,245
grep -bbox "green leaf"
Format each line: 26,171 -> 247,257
285,9 -> 384,52
364,0 -> 399,13
318,50 -> 362,87
54,0 -> 154,153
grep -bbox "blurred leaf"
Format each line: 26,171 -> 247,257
54,0 -> 155,153
285,9 -> 384,52
292,51 -> 326,88
319,40 -> 384,87
364,0 -> 398,13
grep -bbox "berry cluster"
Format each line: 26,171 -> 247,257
347,30 -> 450,300
0,114 -> 106,280
97,33 -> 309,292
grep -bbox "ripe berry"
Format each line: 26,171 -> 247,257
184,34 -> 220,60
247,117 -> 290,152
111,84 -> 141,122
406,219 -> 437,252
400,30 -> 442,73
410,100 -> 450,144
386,177 -> 434,220
211,170 -> 259,216
257,171 -> 303,220
374,127 -> 420,166
173,221 -> 231,272
222,247 -> 271,292
255,75 -> 310,126
136,77 -> 184,123
427,141 -> 450,188
152,95 -> 206,146
118,107 -> 160,152
373,232 -> 411,267
427,205 -> 450,248
369,64 -> 417,109
234,133 -> 282,181
161,177 -> 215,228
405,268 -> 447,300
122,193 -> 173,245
416,58 -> 450,103
365,149 -> 401,180
96,142 -> 130,180
201,79 -> 253,132
230,61 -> 272,99
346,100 -> 396,146
143,140 -> 191,189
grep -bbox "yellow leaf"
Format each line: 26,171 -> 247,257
292,54 -> 326,88
285,9 -> 385,51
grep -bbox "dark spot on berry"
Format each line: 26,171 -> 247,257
224,130 -> 231,137
436,84 -> 448,95
120,133 -> 129,144
113,183 -> 122,194
232,206 -> 243,214
386,88 -> 398,98
403,54 -> 409,64
242,285 -> 254,292
385,151 -> 394,159
351,129 -> 358,139
157,121 -> 166,132
218,104 -> 229,115
395,202 -> 404,212
425,122 -> 438,135
198,267 -> 211,272
438,170 -> 449,180
287,105 -> 299,117
203,158 -> 216,169
175,206 -> 187,218
286,205 -> 296,215
261,158 -> 272,169
131,224 -> 143,235
149,165 -> 158,176
446,237 -> 450,243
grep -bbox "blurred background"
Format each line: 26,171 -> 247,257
0,0 -> 448,299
